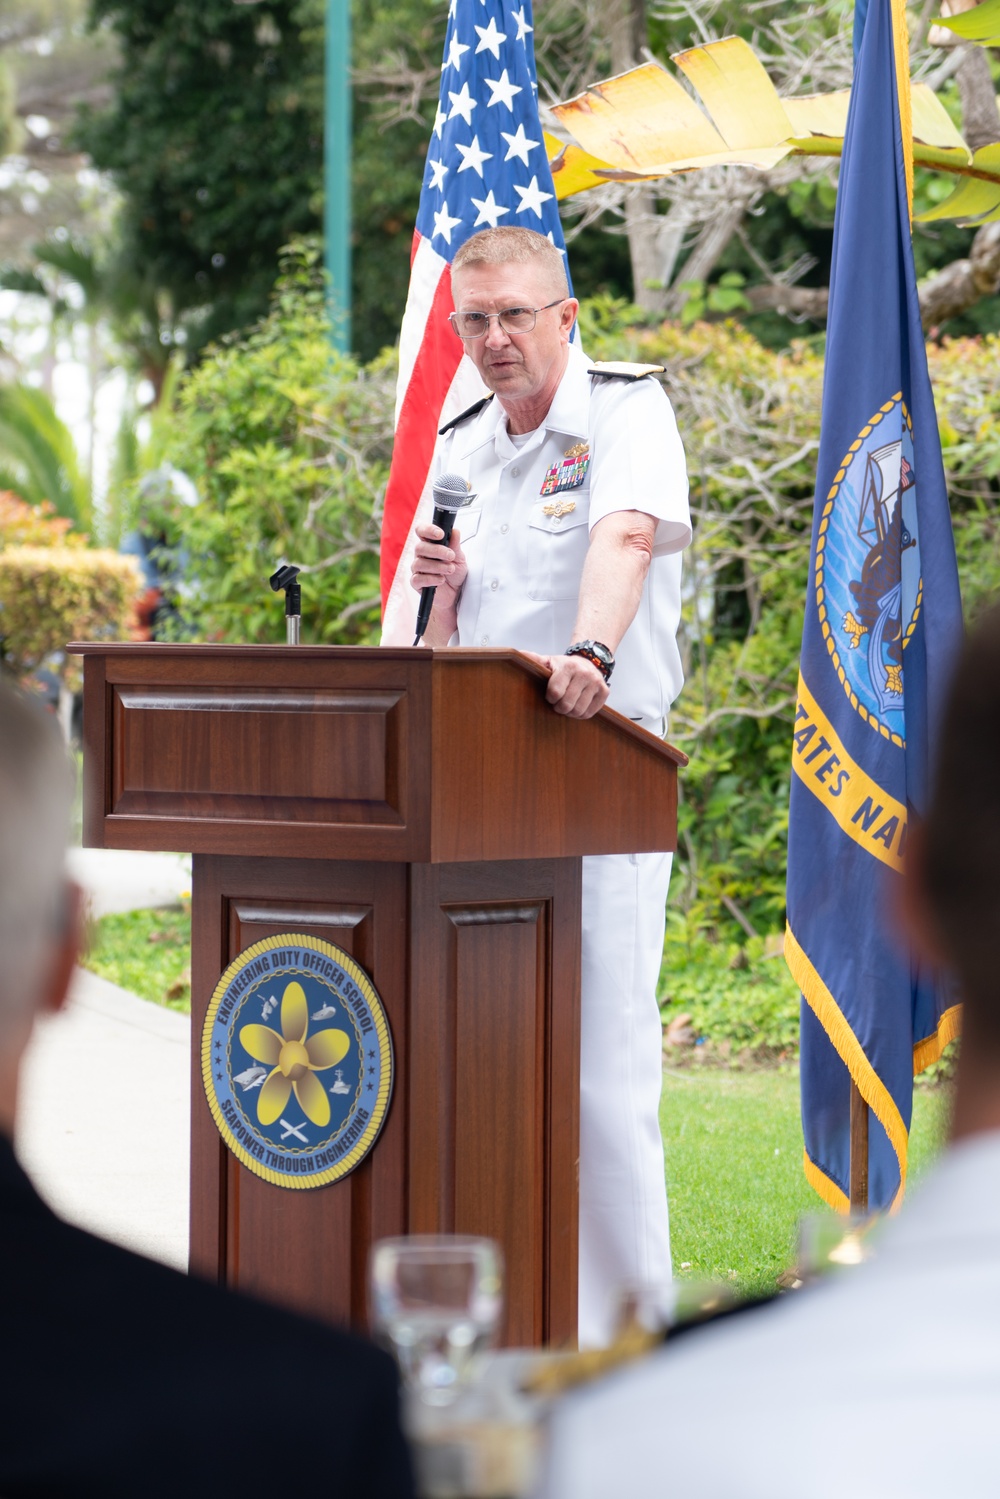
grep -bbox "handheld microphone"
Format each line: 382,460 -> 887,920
412,472 -> 477,647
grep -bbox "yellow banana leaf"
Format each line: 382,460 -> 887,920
551,63 -> 728,172
543,132 -> 610,197
671,39 -> 794,150
545,35 -> 993,219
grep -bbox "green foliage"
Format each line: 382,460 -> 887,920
0,545 -> 141,690
127,244 -> 390,644
660,926 -> 801,1060
1,235 -> 173,399
0,57 -> 17,159
0,384 -> 91,526
76,0 -> 324,358
678,272 -> 751,325
83,905 -> 192,1013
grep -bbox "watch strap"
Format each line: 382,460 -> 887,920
565,640 -> 614,683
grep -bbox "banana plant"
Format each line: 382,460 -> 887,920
544,29 -> 1000,226
0,383 -> 90,528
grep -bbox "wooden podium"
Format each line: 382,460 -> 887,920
75,643 -> 683,1348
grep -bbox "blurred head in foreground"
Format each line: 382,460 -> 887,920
0,678 -> 77,1133
0,675 -> 417,1497
908,598 -> 1000,1139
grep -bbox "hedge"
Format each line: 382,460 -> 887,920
0,546 -> 142,692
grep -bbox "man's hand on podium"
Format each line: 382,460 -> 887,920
522,651 -> 609,720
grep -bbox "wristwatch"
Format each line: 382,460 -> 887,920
566,640 -> 615,683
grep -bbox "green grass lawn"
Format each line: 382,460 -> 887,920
83,905 -> 192,1013
662,1066 -> 952,1298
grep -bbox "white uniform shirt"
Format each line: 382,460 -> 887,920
437,344 -> 692,730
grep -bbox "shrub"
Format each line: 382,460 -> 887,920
0,547 -> 142,691
0,492 -> 88,549
124,243 -> 391,646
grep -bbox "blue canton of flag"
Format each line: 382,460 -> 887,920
786,0 -> 963,1212
416,0 -> 568,266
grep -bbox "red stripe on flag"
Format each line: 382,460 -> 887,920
380,260 -> 461,609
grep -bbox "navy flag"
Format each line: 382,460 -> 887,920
786,0 -> 963,1212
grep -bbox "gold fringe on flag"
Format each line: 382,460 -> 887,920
891,0 -> 914,220
786,922 -> 908,1212
912,1002 -> 962,1074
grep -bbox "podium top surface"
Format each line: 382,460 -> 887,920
72,643 -> 686,863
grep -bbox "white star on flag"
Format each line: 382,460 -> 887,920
433,104 -> 447,139
471,189 -> 510,227
455,135 -> 493,177
511,5 -> 532,42
428,158 -> 448,190
433,201 -> 463,244
501,122 -> 539,165
443,34 -> 470,72
474,17 -> 507,57
447,82 -> 477,124
513,174 -> 553,217
484,68 -> 522,110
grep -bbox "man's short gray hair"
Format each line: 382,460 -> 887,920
0,680 -> 73,1031
452,227 -> 570,300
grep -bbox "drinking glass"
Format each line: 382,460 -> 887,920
370,1235 -> 504,1406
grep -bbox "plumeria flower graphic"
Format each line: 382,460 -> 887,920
239,981 -> 349,1129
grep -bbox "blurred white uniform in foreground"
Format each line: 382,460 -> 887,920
537,1132 -> 1000,1499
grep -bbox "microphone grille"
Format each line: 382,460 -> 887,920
432,471 -> 476,511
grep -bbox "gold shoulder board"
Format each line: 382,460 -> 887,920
589,361 -> 666,381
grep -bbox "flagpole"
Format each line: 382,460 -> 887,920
849,1080 -> 869,1213
325,0 -> 351,353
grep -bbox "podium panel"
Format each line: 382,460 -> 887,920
191,852 -> 580,1346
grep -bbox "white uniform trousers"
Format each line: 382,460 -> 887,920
578,851 -> 673,1348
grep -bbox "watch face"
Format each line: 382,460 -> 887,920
590,642 -> 613,667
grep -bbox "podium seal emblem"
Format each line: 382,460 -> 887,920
202,934 -> 393,1189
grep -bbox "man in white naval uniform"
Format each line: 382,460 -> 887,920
409,226 -> 691,1347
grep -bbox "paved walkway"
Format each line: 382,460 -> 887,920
17,849 -> 191,1269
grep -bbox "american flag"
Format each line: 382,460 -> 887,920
379,0 -> 571,641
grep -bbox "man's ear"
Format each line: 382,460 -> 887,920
560,298 -> 580,340
39,880 -> 83,1018
896,822 -> 949,971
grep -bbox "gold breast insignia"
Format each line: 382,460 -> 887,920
542,498 -> 577,519
564,441 -> 589,459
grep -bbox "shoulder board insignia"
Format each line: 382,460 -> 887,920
438,395 -> 493,435
589,361 -> 665,381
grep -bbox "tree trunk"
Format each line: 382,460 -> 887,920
955,43 -> 1000,151
603,0 -> 668,312
740,220 -> 1000,330
919,220 -> 1000,329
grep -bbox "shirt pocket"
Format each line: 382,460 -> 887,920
526,504 -> 591,601
454,506 -> 482,547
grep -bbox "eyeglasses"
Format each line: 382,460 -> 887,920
447,299 -> 566,339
